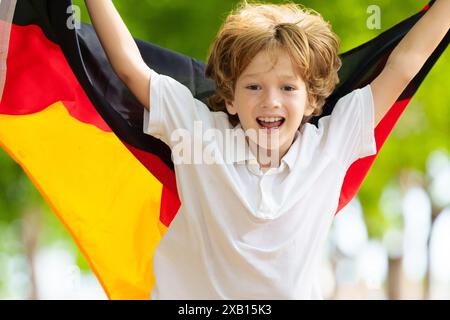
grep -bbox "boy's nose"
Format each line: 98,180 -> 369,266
261,89 -> 282,108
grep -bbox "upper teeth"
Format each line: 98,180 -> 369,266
257,117 -> 284,123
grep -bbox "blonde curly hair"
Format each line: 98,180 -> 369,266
205,1 -> 342,128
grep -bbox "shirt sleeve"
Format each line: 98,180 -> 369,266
318,84 -> 377,169
142,69 -> 217,149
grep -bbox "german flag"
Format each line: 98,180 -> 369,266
0,0 -> 448,299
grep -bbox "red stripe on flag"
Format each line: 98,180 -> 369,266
336,97 -> 412,214
124,143 -> 180,227
1,24 -> 111,132
1,23 -> 180,226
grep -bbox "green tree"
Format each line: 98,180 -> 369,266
1,0 -> 448,299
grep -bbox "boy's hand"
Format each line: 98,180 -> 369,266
371,0 -> 450,128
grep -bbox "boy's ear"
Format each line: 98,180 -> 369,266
304,102 -> 315,117
225,100 -> 238,115
304,94 -> 316,117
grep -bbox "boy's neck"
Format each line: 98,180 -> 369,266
246,138 -> 282,171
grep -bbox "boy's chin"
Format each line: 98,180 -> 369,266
248,139 -> 282,152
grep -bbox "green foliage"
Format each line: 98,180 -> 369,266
1,0 -> 448,282
74,0 -> 428,58
0,148 -> 31,222
74,0 -> 450,237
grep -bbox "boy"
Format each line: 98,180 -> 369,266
84,0 -> 449,299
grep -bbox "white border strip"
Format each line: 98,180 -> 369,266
0,0 -> 18,102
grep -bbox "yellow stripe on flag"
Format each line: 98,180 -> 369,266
0,101 -> 168,299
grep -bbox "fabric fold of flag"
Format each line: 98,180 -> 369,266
0,0 -> 448,299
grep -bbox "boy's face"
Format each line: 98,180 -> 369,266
225,48 -> 314,163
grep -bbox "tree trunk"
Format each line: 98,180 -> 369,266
423,198 -> 441,300
387,256 -> 403,299
420,171 -> 444,300
21,207 -> 41,300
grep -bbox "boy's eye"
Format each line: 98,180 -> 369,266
246,85 -> 297,91
282,86 -> 296,91
246,85 -> 260,90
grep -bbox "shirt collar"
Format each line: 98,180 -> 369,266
231,123 -> 300,172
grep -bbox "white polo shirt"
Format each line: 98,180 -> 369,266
143,69 -> 377,299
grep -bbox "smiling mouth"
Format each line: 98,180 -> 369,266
256,118 -> 285,131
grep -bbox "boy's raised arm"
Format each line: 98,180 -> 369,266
84,0 -> 151,110
371,0 -> 450,128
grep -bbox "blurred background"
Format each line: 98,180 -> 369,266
0,0 -> 449,299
